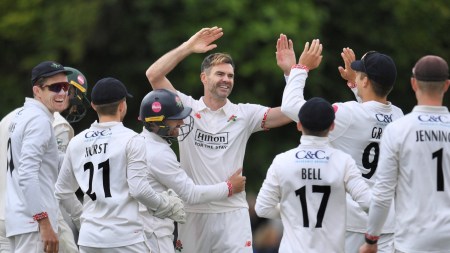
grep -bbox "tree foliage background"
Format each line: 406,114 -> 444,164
1,0 -> 449,193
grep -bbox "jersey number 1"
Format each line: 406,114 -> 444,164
433,148 -> 444,192
84,159 -> 112,201
295,185 -> 330,228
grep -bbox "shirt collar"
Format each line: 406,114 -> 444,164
299,135 -> 330,147
140,127 -> 169,145
25,97 -> 54,120
198,97 -> 235,118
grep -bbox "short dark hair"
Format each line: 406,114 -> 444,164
201,53 -> 235,73
93,99 -> 124,116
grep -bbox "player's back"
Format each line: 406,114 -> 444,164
65,121 -> 145,247
330,100 -> 403,233
273,136 -> 369,253
379,106 -> 450,251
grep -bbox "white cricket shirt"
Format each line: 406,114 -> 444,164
177,91 -> 268,213
281,68 -> 404,233
139,128 -> 229,237
5,98 -> 59,237
368,106 -> 450,253
55,121 -> 156,248
255,135 -> 370,253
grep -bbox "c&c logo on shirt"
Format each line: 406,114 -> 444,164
375,113 -> 393,123
418,115 -> 449,123
84,129 -> 112,138
295,150 -> 327,160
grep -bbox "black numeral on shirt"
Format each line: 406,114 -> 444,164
83,159 -> 112,201
295,185 -> 331,228
6,138 -> 14,175
432,148 -> 444,191
362,142 -> 379,179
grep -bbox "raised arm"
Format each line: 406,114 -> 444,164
338,47 -> 361,102
280,38 -> 323,122
146,26 -> 224,92
276,33 -> 296,76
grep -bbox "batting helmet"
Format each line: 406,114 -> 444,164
60,67 -> 90,123
139,89 -> 193,141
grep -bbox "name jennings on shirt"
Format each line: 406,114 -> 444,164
415,114 -> 450,143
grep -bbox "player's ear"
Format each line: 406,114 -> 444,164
443,80 -> 450,93
200,71 -> 208,86
329,121 -> 335,132
410,77 -> 418,92
296,121 -> 303,132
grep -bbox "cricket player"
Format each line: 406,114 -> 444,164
55,77 -> 185,253
145,26 -> 323,252
255,97 -> 371,253
0,66 -> 90,253
138,89 -> 246,253
360,55 -> 450,253
278,34 -> 403,252
5,61 -> 72,253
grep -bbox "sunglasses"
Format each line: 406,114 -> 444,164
42,82 -> 70,93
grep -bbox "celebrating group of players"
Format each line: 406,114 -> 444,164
0,26 -> 449,253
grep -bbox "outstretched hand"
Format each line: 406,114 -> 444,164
276,34 -> 296,75
185,26 -> 224,54
298,39 -> 323,70
228,168 -> 246,194
338,47 -> 357,82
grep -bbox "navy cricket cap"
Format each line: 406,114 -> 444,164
91,77 -> 133,105
413,55 -> 449,82
351,51 -> 397,88
298,97 -> 335,132
31,61 -> 72,86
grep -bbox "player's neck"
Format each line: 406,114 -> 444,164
97,114 -> 122,123
203,95 -> 226,111
416,96 -> 443,106
362,93 -> 388,105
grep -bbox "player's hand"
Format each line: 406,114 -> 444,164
184,26 -> 223,54
276,34 -> 296,76
298,39 -> 323,70
359,243 -> 377,253
338,47 -> 357,83
38,218 -> 59,253
228,168 -> 246,194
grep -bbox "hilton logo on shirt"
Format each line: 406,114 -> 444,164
194,129 -> 229,150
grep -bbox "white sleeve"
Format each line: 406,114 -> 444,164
18,118 -> 53,215
344,156 -> 371,212
53,121 -> 73,169
54,147 -> 83,220
255,164 -> 281,219
366,128 -> 398,236
150,148 -> 228,204
280,68 -> 308,123
126,135 -> 162,211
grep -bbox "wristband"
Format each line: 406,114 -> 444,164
226,180 -> 233,197
364,233 -> 379,245
260,108 -> 270,130
292,64 -> 309,72
33,212 -> 48,221
347,81 -> 357,89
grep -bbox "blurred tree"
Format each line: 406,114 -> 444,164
0,0 -> 448,193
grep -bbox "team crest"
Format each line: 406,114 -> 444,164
175,96 -> 183,108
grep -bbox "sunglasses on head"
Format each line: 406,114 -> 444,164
42,82 -> 70,93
